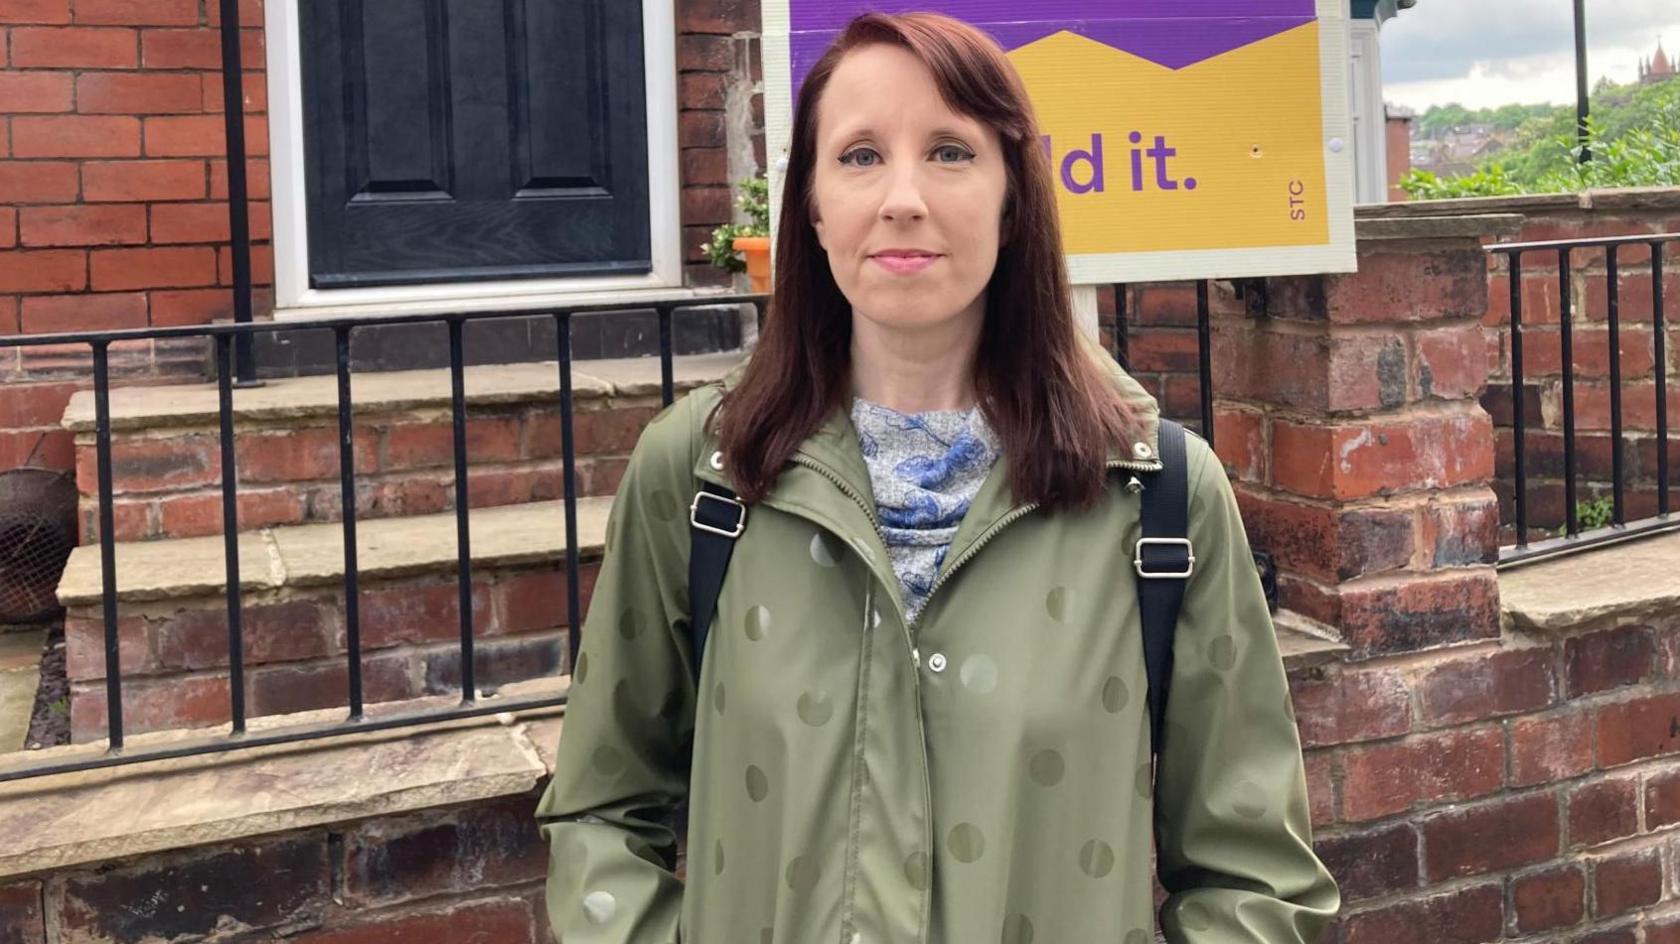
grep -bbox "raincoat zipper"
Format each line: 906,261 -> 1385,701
789,453 -> 934,944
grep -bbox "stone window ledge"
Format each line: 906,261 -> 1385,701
1500,526 -> 1680,636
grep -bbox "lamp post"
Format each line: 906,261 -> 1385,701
1573,0 -> 1590,162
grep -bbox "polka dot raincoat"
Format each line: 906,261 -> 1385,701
535,337 -> 1341,943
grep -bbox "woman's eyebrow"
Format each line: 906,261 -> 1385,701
828,125 -> 978,144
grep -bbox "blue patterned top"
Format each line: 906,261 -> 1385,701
849,397 -> 1001,623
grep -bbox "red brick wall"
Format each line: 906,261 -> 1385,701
0,0 -> 765,475
0,793 -> 557,944
0,0 -> 273,337
1298,621 -> 1680,942
1096,282 -> 1208,433
0,0 -> 271,474
64,562 -> 599,742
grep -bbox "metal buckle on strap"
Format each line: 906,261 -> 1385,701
690,490 -> 746,538
1134,537 -> 1194,579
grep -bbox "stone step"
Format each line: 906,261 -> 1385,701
59,352 -> 741,544
55,496 -> 611,743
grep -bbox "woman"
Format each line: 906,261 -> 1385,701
536,11 -> 1339,943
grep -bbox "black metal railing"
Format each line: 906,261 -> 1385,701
0,298 -> 764,784
1488,232 -> 1678,567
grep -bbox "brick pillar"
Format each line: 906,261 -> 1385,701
1212,215 -> 1523,660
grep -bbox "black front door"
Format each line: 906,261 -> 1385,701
299,0 -> 650,288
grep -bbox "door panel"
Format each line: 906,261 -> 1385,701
300,0 -> 650,288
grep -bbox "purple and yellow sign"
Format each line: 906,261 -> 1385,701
762,0 -> 1356,282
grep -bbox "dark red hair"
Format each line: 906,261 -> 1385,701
713,11 -> 1141,511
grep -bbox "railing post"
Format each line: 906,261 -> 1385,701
556,313 -> 583,673
448,317 -> 476,704
215,333 -> 248,733
215,0 -> 259,386
91,341 -> 124,749
334,326 -> 363,719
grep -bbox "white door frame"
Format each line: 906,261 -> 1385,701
262,0 -> 685,320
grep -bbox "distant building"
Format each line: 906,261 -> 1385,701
1408,122 -> 1514,177
1384,104 -> 1413,201
1637,38 -> 1675,85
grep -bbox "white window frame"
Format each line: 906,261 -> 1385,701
262,0 -> 686,321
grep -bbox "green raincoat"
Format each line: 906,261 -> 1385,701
536,336 -> 1340,943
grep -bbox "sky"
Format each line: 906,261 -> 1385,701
1380,0 -> 1680,112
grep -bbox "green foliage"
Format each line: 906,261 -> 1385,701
1553,495 -> 1617,536
1404,78 -> 1680,199
1398,164 -> 1524,199
702,174 -> 771,273
1414,101 -> 1562,140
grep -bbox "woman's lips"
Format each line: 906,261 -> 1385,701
870,253 -> 940,275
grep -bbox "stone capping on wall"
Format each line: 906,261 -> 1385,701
0,676 -> 567,881
1500,528 -> 1680,636
1351,212 -> 1526,243
1353,186 -> 1680,220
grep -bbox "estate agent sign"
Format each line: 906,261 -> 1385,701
761,0 -> 1357,282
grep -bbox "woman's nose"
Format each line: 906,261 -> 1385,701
878,166 -> 928,222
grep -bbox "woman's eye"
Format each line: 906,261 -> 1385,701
840,148 -> 880,167
934,145 -> 973,163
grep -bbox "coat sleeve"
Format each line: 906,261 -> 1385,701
533,392 -> 702,943
1151,435 -> 1341,943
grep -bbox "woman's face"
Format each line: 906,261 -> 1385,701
809,43 -> 1010,336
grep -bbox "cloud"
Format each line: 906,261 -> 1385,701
1378,0 -> 1680,109
1380,0 -> 1676,85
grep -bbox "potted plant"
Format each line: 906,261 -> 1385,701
701,173 -> 771,293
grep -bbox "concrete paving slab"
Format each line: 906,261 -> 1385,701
0,629 -> 44,753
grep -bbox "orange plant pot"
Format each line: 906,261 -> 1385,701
732,235 -> 772,294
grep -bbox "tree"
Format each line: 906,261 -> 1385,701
1402,78 -> 1680,198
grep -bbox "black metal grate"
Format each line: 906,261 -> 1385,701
0,467 -> 77,623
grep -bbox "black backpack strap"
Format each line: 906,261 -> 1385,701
687,479 -> 747,682
1134,419 -> 1194,759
